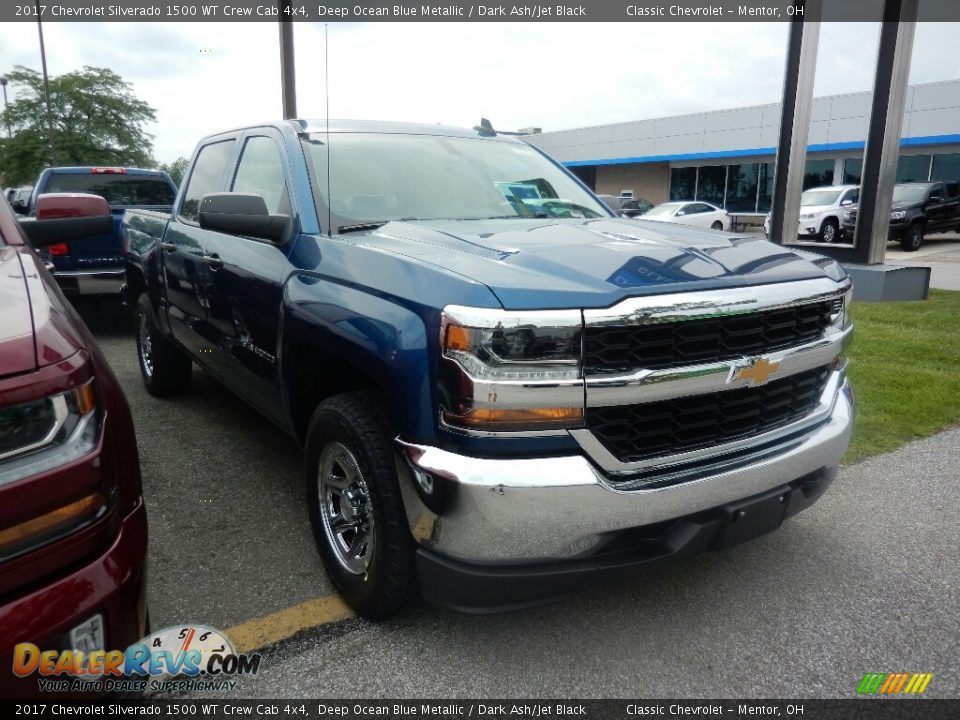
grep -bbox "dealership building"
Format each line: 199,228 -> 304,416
526,78 -> 960,215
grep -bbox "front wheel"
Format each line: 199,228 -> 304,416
819,218 -> 839,244
135,295 -> 192,397
305,392 -> 418,619
899,223 -> 924,252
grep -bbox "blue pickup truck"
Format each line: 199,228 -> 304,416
25,166 -> 177,295
123,120 -> 854,617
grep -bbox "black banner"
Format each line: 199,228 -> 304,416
3,700 -> 960,720
3,0 -> 960,23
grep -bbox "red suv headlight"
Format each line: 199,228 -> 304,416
0,380 -> 100,487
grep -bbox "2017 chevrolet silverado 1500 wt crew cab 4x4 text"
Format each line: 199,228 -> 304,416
123,120 -> 854,618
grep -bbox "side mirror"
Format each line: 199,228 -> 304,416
198,192 -> 290,243
840,199 -> 853,206
10,199 -> 27,214
17,193 -> 113,248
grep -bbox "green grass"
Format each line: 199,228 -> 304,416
844,288 -> 960,463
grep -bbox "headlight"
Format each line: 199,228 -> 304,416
439,307 -> 584,433
890,210 -> 907,221
829,287 -> 853,333
0,380 -> 100,487
843,211 -> 855,222
799,212 -> 816,220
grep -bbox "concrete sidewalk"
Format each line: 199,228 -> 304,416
886,236 -> 960,291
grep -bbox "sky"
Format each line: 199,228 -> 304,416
2,19 -> 959,163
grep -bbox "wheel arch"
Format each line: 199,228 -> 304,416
280,277 -> 436,446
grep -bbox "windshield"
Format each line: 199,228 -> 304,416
44,174 -> 175,206
644,204 -> 680,217
300,133 -> 609,232
800,189 -> 841,206
892,185 -> 929,205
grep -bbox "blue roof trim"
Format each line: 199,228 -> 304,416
561,133 -> 960,168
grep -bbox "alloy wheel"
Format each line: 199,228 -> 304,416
317,441 -> 375,575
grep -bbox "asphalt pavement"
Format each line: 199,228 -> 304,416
78,299 -> 959,699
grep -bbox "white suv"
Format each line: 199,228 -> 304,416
764,185 -> 860,243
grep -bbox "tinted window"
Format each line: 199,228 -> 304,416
842,157 -> 863,184
931,153 -> 960,184
842,189 -> 859,205
928,187 -> 943,202
669,167 -> 696,202
725,163 -> 759,213
180,140 -> 235,222
44,174 -> 174,206
757,163 -> 774,213
695,166 -> 726,207
232,136 -> 290,215
896,155 -> 931,183
803,159 -> 834,189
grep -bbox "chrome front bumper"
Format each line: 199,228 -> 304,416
397,372 -> 852,564
53,268 -> 125,295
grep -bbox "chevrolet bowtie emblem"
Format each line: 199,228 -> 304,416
731,357 -> 781,386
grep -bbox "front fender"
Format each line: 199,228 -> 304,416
281,271 -> 438,442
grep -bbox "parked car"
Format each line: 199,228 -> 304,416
763,185 -> 859,243
619,198 -> 655,218
597,194 -> 624,213
124,119 -> 853,618
841,181 -> 960,251
24,167 -> 177,295
9,186 -> 32,215
0,193 -> 148,697
640,201 -> 731,230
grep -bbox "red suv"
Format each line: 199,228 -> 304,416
0,194 -> 147,697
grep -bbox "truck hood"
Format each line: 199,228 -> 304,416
0,248 -> 36,377
356,217 -> 836,309
0,247 -> 84,377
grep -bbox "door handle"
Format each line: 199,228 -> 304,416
160,242 -> 178,253
201,254 -> 223,270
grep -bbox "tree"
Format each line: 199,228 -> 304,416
159,156 -> 190,187
0,65 -> 157,185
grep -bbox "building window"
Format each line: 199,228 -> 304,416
803,159 -> 834,189
842,157 -> 862,184
695,165 -> 726,206
931,153 -> 960,184
669,167 -> 697,201
896,154 -> 931,182
757,163 -> 774,213
725,164 -> 760,213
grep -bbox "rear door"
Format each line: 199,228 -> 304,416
199,129 -> 293,425
925,184 -> 948,233
163,137 -> 238,359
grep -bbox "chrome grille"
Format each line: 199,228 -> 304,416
584,300 -> 837,374
585,365 -> 832,464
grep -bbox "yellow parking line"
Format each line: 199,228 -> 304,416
225,594 -> 355,653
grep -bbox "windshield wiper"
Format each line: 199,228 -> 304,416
338,217 -> 427,234
338,221 -> 389,234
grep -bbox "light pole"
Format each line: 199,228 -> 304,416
278,0 -> 297,119
0,77 -> 10,138
35,0 -> 58,165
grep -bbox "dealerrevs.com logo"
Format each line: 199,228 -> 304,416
13,625 -> 261,694
857,672 -> 933,695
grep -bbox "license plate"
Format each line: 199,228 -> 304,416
69,614 -> 105,655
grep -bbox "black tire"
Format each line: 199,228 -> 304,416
819,218 -> 839,244
899,223 -> 924,252
305,392 -> 418,620
711,220 -> 723,231
135,295 -> 192,397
